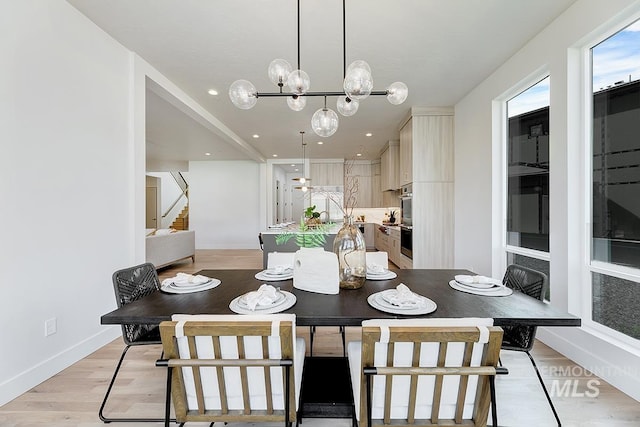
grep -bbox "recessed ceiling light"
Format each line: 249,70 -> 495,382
356,153 -> 362,157
317,141 -> 323,145
207,89 -> 219,96
272,154 -> 278,157
365,132 -> 373,137
294,168 -> 299,172
253,134 -> 260,139
205,152 -> 211,156
291,164 -> 296,167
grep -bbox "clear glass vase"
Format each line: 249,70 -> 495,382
333,216 -> 367,289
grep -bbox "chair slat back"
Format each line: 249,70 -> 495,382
359,319 -> 503,427
159,315 -> 297,424
502,264 -> 548,351
112,262 -> 160,345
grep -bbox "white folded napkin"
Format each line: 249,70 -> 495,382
455,275 -> 494,285
387,283 -> 426,307
243,284 -> 279,310
162,273 -> 210,288
268,264 -> 293,275
367,262 -> 386,274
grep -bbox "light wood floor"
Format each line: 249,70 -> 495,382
0,250 -> 638,426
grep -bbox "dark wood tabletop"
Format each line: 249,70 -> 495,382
101,269 -> 581,328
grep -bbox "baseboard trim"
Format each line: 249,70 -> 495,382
0,327 -> 121,407
537,327 -> 640,402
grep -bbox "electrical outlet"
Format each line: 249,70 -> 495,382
45,318 -> 57,336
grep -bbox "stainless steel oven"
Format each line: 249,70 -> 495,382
400,183 -> 412,226
400,225 -> 412,259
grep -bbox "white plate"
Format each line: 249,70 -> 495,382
367,291 -> 437,315
449,280 -> 513,297
229,291 -> 297,314
263,268 -> 293,276
366,271 -> 397,280
454,275 -> 501,289
237,291 -> 287,310
161,278 -> 221,294
255,271 -> 294,281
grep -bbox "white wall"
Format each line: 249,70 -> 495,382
189,161 -> 262,249
454,0 -> 640,400
0,1 -> 135,405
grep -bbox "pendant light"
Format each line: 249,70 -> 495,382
293,131 -> 312,192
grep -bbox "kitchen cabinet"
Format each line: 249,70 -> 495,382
310,161 -> 344,186
380,141 -> 399,190
407,107 -> 454,269
364,223 -> 375,250
399,118 -> 413,186
388,227 -> 401,265
374,226 -> 389,253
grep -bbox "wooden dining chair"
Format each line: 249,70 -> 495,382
501,264 -> 561,426
347,318 -> 505,427
156,313 -> 306,427
99,262 -> 168,423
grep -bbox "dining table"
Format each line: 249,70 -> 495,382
101,268 -> 581,420
101,268 -> 581,328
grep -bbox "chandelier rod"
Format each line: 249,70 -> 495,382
343,0 -> 346,79
297,0 -> 301,71
256,90 -> 388,98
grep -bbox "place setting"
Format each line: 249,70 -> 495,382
255,264 -> 294,281
368,283 -> 437,315
448,274 -> 513,296
229,284 -> 296,314
160,272 -> 221,294
366,262 -> 397,280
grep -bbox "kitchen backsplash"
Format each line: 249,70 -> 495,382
351,207 -> 401,225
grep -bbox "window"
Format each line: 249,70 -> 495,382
590,19 -> 640,340
505,77 -> 551,298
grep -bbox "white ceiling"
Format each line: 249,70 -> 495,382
67,0 -> 576,166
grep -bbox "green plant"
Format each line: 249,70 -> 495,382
305,205 -> 321,219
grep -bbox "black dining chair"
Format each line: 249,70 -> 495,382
99,262 -> 170,423
501,264 -> 561,426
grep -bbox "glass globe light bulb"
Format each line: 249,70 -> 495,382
346,60 -> 372,75
287,95 -> 306,111
299,177 -> 306,184
301,186 -> 308,192
387,82 -> 409,105
311,108 -> 339,137
229,79 -> 257,109
268,59 -> 293,87
343,68 -> 373,101
287,69 -> 311,95
337,96 -> 359,116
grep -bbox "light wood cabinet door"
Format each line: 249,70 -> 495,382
310,162 -> 344,186
388,228 -> 401,266
371,175 -> 382,207
380,142 -> 399,190
400,119 -> 413,185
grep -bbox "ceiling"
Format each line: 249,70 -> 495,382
67,0 -> 576,168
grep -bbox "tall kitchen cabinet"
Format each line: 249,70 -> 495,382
310,161 -> 344,186
400,107 -> 454,268
399,124 -> 412,186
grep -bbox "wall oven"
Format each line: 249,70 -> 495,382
400,183 -> 413,259
400,183 -> 412,226
400,225 -> 412,259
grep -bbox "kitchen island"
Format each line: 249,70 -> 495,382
260,222 -> 342,268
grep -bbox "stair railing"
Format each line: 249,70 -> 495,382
161,172 -> 189,228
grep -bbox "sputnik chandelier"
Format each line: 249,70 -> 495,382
228,0 -> 408,138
